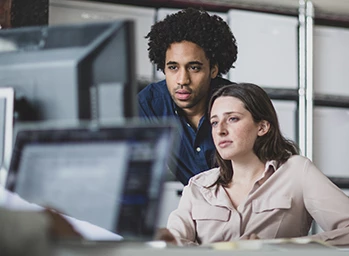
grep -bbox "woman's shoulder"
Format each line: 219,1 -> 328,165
280,155 -> 313,173
188,168 -> 220,188
286,154 -> 309,163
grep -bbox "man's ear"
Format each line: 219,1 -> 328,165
211,64 -> 219,79
257,120 -> 270,137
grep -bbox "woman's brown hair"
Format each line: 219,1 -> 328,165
208,83 -> 299,187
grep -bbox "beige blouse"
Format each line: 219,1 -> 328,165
167,155 -> 349,246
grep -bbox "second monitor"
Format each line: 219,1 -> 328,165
0,20 -> 137,171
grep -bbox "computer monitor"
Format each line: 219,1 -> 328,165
0,20 -> 137,173
5,121 -> 179,240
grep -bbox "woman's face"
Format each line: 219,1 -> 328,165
210,96 -> 266,161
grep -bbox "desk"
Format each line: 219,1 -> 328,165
53,241 -> 349,256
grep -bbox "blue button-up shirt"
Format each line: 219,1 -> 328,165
138,77 -> 232,185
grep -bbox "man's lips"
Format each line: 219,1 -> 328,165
175,90 -> 191,100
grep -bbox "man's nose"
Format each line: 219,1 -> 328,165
176,68 -> 190,86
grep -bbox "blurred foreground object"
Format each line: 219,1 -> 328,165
0,207 -> 81,256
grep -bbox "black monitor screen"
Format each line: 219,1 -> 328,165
5,122 -> 178,240
0,20 -> 137,168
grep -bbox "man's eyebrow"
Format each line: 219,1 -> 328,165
166,61 -> 203,65
188,61 -> 203,65
166,61 -> 178,65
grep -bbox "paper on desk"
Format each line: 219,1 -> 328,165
210,237 -> 335,251
0,185 -> 123,241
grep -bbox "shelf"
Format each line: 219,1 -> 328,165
314,94 -> 349,108
262,89 -> 349,109
90,0 -> 299,16
92,0 -> 349,25
328,176 -> 349,189
263,88 -> 299,101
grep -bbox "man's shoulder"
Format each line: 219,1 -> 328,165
138,79 -> 174,117
138,79 -> 169,101
211,77 -> 233,88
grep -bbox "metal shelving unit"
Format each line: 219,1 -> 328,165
300,1 -> 349,189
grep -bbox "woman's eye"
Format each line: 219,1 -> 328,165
211,121 -> 218,127
228,117 -> 238,122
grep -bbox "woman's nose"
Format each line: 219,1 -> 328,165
217,122 -> 227,136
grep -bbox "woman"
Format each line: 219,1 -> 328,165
164,83 -> 349,246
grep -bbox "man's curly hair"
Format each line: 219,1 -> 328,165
146,8 -> 238,76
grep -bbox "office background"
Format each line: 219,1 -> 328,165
1,0 -> 349,229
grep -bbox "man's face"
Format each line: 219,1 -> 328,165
164,41 -> 218,113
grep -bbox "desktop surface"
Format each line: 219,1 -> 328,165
52,239 -> 349,256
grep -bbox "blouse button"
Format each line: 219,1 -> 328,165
196,147 -> 201,152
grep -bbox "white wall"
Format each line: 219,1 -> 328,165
228,10 -> 298,89
313,107 -> 349,177
312,25 -> 349,179
314,25 -> 349,96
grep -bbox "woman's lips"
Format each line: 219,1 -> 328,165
218,141 -> 232,148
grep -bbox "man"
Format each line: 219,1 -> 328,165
138,8 -> 238,185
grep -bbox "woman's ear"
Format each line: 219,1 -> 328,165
257,120 -> 270,137
211,64 -> 219,79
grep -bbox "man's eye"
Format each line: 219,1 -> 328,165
189,66 -> 201,71
168,66 -> 177,70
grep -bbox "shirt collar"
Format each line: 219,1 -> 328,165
191,161 -> 280,209
266,160 -> 279,171
192,160 -> 279,188
255,160 -> 278,187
